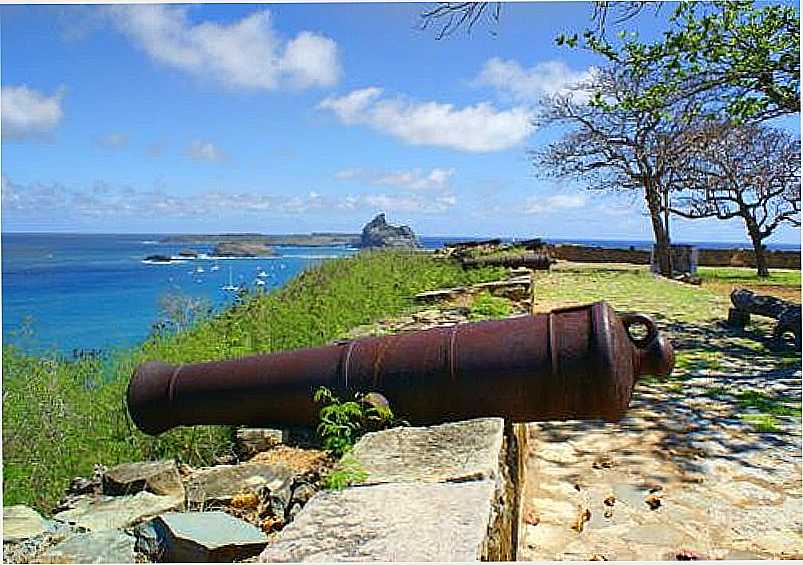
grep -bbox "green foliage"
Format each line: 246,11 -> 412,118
562,1 -> 800,121
3,250 -> 502,512
314,387 -> 395,457
319,455 -> 369,491
468,292 -> 514,320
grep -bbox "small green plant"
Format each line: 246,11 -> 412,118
320,455 -> 369,491
739,413 -> 781,433
468,291 -> 514,320
314,387 -> 395,457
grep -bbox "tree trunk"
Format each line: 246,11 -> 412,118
646,186 -> 672,276
745,219 -> 770,278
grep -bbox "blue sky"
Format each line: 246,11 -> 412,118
2,1 -> 800,243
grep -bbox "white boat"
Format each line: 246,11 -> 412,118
257,270 -> 269,279
221,267 -> 239,291
210,263 -> 220,272
195,266 -> 205,274
255,279 -> 266,287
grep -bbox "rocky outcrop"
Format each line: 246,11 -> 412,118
212,242 -> 277,257
360,213 -> 419,249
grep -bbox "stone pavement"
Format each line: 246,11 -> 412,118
518,319 -> 802,561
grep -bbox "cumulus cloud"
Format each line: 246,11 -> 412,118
96,132 -> 129,150
107,5 -> 339,91
1,85 -> 64,140
522,193 -> 587,215
475,58 -> 595,104
336,167 -> 455,192
319,87 -> 533,153
340,192 -> 456,214
186,140 -> 226,162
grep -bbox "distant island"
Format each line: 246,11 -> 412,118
212,242 -> 278,257
161,233 -> 361,247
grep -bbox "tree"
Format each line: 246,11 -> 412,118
668,123 -> 800,277
533,67 -> 701,276
563,1 -> 800,123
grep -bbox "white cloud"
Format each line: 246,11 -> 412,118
337,167 -> 455,191
319,87 -> 533,153
334,168 -> 362,180
97,132 -> 129,149
107,5 -> 340,91
1,86 -> 64,140
345,192 -> 457,214
2,175 -> 456,220
523,193 -> 587,215
186,140 -> 226,162
475,58 -> 595,104
375,168 -> 454,191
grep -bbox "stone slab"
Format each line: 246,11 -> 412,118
33,530 -> 136,564
152,511 -> 268,562
350,417 -> 505,484
102,459 -> 184,497
236,428 -> 287,457
185,462 -> 296,506
259,481 -> 497,562
3,505 -> 48,543
52,491 -> 183,531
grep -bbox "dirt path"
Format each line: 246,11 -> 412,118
518,321 -> 802,560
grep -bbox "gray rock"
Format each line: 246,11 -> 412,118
235,428 -> 286,457
150,511 -> 268,562
360,213 -> 419,249
3,505 -> 48,543
185,462 -> 295,508
102,459 -> 184,497
33,530 -> 136,564
52,491 -> 183,531
350,418 -> 505,484
258,481 -> 497,562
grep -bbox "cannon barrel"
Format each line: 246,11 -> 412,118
127,301 -> 673,435
460,252 -> 553,270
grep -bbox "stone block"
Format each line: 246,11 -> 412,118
185,462 -> 296,507
151,511 -> 268,562
259,481 -> 497,562
3,505 -> 48,543
235,428 -> 286,457
102,459 -> 184,497
33,530 -> 136,564
349,417 -> 505,484
52,491 -> 183,531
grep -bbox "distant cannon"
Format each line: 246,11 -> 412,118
728,289 -> 801,350
127,301 -> 674,435
460,252 -> 554,271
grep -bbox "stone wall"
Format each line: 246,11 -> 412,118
258,418 -> 526,562
548,244 -> 800,270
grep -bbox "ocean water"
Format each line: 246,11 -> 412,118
2,233 -> 799,355
1,234 -> 356,355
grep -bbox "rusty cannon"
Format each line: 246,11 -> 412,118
127,301 -> 674,435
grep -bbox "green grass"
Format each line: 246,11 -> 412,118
3,250 -> 504,512
468,292 -> 514,320
735,390 -> 801,417
739,413 -> 782,433
535,264 -> 729,322
697,267 -> 801,288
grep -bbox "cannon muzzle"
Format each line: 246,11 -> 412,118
128,301 -> 673,435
